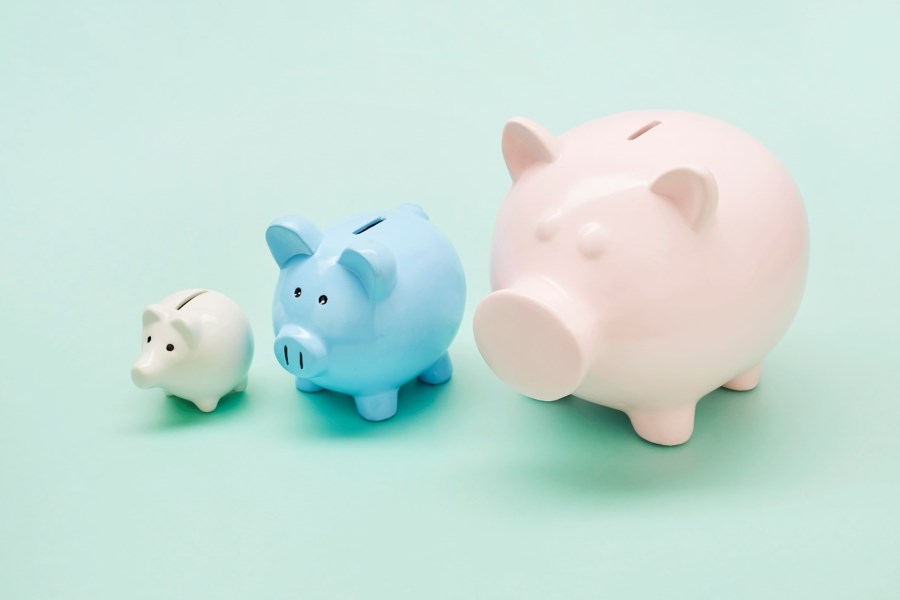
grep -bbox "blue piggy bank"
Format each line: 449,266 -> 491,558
265,204 -> 466,421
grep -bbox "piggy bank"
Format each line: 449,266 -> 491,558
266,204 -> 465,421
473,110 -> 808,445
131,289 -> 254,412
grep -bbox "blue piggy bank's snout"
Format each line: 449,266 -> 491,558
274,326 -> 327,378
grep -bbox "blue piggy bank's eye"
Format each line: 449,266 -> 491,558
294,287 -> 302,298
318,295 -> 328,305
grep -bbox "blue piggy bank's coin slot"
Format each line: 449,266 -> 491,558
627,120 -> 661,140
176,290 -> 207,310
353,217 -> 385,235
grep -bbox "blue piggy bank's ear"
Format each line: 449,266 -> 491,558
338,239 -> 397,303
266,216 -> 323,267
395,203 -> 429,220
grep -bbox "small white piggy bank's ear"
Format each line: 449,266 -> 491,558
142,304 -> 166,327
266,216 -> 323,267
649,166 -> 718,233
338,239 -> 397,303
502,117 -> 559,182
171,314 -> 202,349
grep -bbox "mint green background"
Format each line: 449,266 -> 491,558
2,1 -> 899,598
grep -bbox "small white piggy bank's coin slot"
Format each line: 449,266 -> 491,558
176,290 -> 207,310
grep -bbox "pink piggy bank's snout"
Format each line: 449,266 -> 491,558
474,284 -> 590,401
274,326 -> 327,378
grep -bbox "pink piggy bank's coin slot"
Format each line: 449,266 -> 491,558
627,120 -> 661,140
474,288 -> 588,401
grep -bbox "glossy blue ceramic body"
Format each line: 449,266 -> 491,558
266,204 -> 466,420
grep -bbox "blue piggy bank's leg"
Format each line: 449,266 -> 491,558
417,352 -> 452,385
354,389 -> 399,421
295,377 -> 323,393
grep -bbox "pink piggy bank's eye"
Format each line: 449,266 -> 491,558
577,222 -> 607,259
534,210 -> 562,242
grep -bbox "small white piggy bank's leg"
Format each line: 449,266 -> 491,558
193,397 -> 221,413
627,402 -> 697,446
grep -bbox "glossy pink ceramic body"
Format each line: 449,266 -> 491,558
474,110 -> 808,445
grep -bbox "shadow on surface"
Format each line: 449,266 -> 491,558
295,378 -> 454,439
473,382 -> 807,503
140,389 -> 248,431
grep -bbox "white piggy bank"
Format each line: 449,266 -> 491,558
131,289 -> 254,412
474,110 -> 809,446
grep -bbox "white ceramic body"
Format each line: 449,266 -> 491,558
474,110 -> 808,445
131,289 -> 254,412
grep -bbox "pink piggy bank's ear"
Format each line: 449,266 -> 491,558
649,166 -> 718,233
502,117 -> 559,182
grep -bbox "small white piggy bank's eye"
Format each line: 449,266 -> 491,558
577,222 -> 608,259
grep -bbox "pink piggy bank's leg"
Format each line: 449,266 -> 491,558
722,364 -> 763,392
627,402 -> 697,446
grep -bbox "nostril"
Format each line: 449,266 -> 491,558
274,329 -> 325,377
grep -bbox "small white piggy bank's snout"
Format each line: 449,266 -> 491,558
130,360 -> 155,388
132,289 -> 254,412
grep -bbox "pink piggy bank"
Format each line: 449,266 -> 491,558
473,110 -> 808,446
